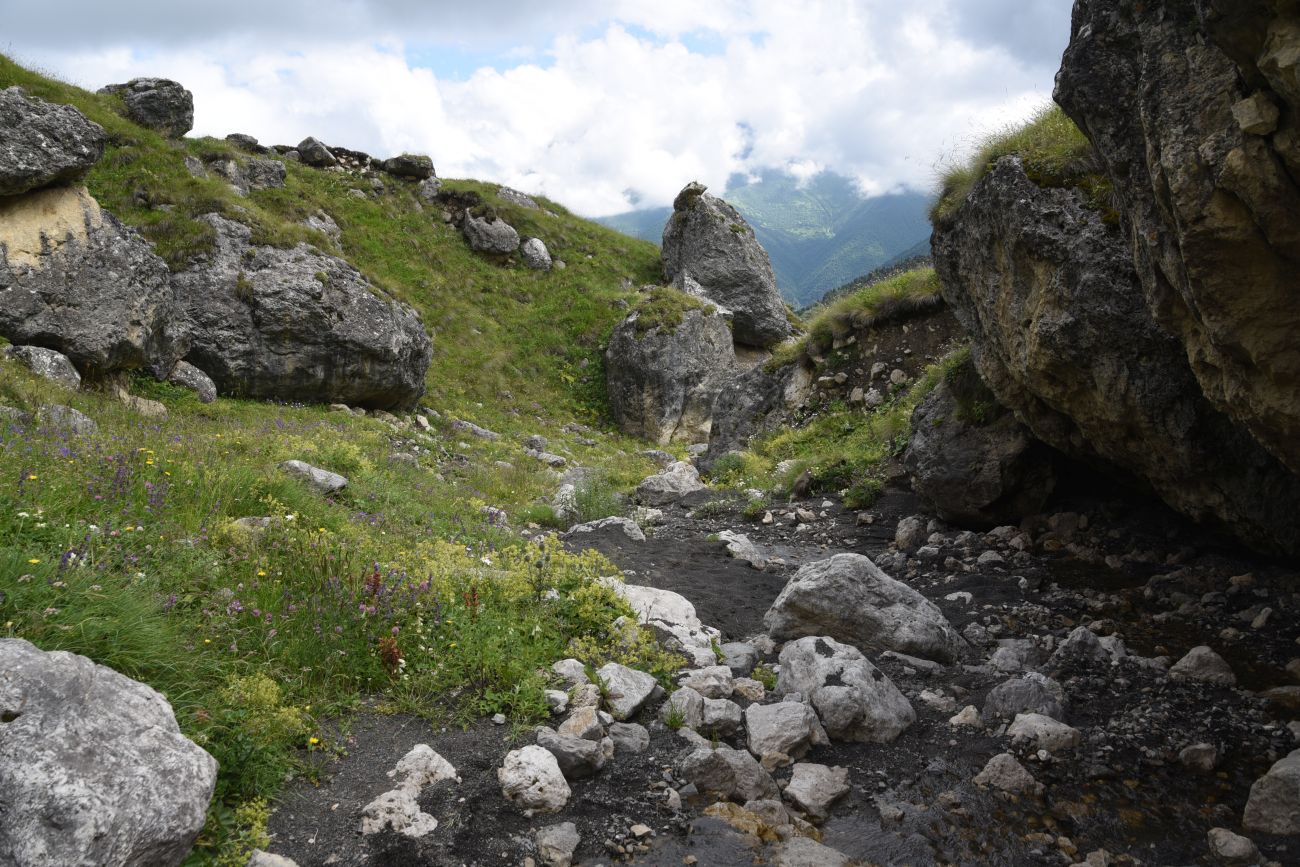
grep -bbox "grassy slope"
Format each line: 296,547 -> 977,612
0,56 -> 681,864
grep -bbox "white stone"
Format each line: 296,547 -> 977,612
498,745 -> 571,814
597,663 -> 658,721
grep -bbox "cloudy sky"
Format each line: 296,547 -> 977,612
2,0 -> 1074,216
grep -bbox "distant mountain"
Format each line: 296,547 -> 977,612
597,170 -> 933,308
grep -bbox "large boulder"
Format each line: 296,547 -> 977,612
295,137 -> 337,168
462,214 -> 520,254
932,156 -> 1300,557
777,636 -> 915,743
0,638 -> 217,866
904,364 -> 1056,527
606,301 -> 736,445
0,185 -> 179,378
0,86 -> 106,196
1055,2 -> 1300,478
764,553 -> 962,663
661,181 -> 793,348
634,460 -> 707,506
380,154 -> 434,180
702,360 -> 812,469
1243,748 -> 1300,835
98,78 -> 193,138
172,213 -> 431,409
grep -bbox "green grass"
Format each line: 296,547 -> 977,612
767,266 -> 943,369
631,286 -> 716,336
930,104 -> 1109,221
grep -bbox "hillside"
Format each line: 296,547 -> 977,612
598,170 -> 932,307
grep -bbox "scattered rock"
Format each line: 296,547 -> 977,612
769,836 -> 853,867
167,360 -> 217,403
745,701 -> 828,765
777,636 -> 916,743
1169,646 -> 1237,686
1006,713 -> 1081,752
679,665 -> 733,699
608,722 -> 650,755
98,78 -> 193,137
677,745 -> 779,802
37,404 -> 97,436
564,517 -> 645,542
295,137 -> 337,167
535,727 -> 607,780
635,461 -> 707,506
463,214 -> 520,254
520,237 -> 552,270
596,663 -> 658,721
973,752 -> 1044,797
280,460 -> 347,495
718,530 -> 766,569
381,154 -> 434,179
1206,827 -> 1260,865
535,821 -> 581,867
782,763 -> 850,821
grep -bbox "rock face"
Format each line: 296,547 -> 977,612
172,214 -> 431,409
606,307 -> 736,445
0,86 -> 106,196
702,360 -> 812,469
932,156 -> 1300,556
1055,1 -> 1300,479
0,638 -> 217,866
904,367 -> 1056,527
661,181 -> 793,348
98,78 -> 193,138
764,554 -> 962,663
0,185 -> 179,378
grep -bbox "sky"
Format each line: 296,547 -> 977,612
1,0 -> 1075,217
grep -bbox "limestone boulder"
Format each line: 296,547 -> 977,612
3,345 -> 81,389
0,86 -> 105,196
777,636 -> 916,743
635,461 -> 707,506
1243,748 -> 1300,835
606,304 -> 736,445
463,214 -> 520,254
172,214 -> 430,410
764,553 -> 962,663
98,78 -> 193,138
702,360 -> 812,469
498,745 -> 570,815
661,181 -> 793,348
0,638 -> 217,866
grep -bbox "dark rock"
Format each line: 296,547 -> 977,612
981,673 -> 1065,724
0,185 -> 179,378
0,638 -> 217,867
98,78 -> 193,138
0,87 -> 106,196
932,156 -> 1300,557
904,363 -> 1056,527
224,133 -> 266,154
172,214 -> 430,409
380,154 -> 434,180
296,137 -> 337,168
605,306 -> 735,445
1056,1 -> 1300,477
661,181 -> 793,348
702,361 -> 812,469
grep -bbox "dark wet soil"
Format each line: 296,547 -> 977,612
267,486 -> 1300,867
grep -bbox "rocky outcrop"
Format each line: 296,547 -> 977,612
0,182 -> 179,379
702,360 -> 812,470
1055,1 -> 1300,478
0,86 -> 105,196
661,182 -> 793,348
904,362 -> 1056,527
606,305 -> 735,445
172,214 -> 431,409
932,157 -> 1300,556
0,638 -> 217,866
98,78 -> 193,138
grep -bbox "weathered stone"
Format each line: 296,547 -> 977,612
359,788 -> 439,838
783,763 -> 850,821
635,460 -> 707,506
0,638 -> 217,866
764,553 -> 961,663
1169,646 -> 1237,686
0,87 -> 106,196
381,154 -> 434,180
37,403 -> 97,436
744,701 -> 828,763
462,214 -> 520,254
679,665 -> 733,700
535,727 -> 606,780
602,579 -> 721,668
557,705 -> 604,742
1006,713 -> 1081,752
167,360 -> 217,403
244,159 -> 286,191
563,517 -> 645,542
607,306 -> 736,445
701,697 -> 744,738
596,662 -> 658,721
520,237 -> 552,270
1243,748 -> 1300,835
99,78 -> 193,137
498,745 -> 570,814
1056,2 -> 1300,482
608,722 -> 650,755
1047,625 -> 1127,669
661,181 -> 793,348
769,837 -> 854,867
702,361 -> 813,467
777,636 -> 915,743
1,185 -> 179,377
280,460 -> 347,494
932,156 -> 1300,557
3,345 -> 80,389
295,137 -> 337,167
894,516 -> 928,553
718,642 -> 758,677
172,214 -> 430,410
660,686 -> 705,730
535,821 -> 580,867
981,673 -> 1066,724
973,752 -> 1044,797
1207,827 -> 1261,865
904,365 -> 1056,526
247,851 -> 298,867
677,745 -> 779,802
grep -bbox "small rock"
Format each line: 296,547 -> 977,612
1180,742 -> 1219,772
535,821 -> 580,867
280,460 -> 347,495
973,753 -> 1044,796
1206,827 -> 1260,865
498,745 -> 571,814
782,763 -> 850,821
609,722 -> 650,754
597,663 -> 658,721
1169,646 -> 1236,686
1006,713 -> 1081,752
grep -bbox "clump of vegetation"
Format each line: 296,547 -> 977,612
768,267 -> 944,370
751,664 -> 778,691
931,104 -> 1110,221
632,286 -> 714,336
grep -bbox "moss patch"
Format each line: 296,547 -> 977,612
632,286 -> 714,337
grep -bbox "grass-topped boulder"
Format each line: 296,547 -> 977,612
605,287 -> 735,445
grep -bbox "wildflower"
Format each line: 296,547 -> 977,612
42,607 -> 58,617
308,736 -> 320,746
17,511 -> 29,518
27,558 -> 40,565
203,638 -> 211,644
27,474 -> 36,481
89,584 -> 102,591
257,570 -> 267,577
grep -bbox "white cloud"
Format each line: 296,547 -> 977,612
6,0 -> 1072,216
